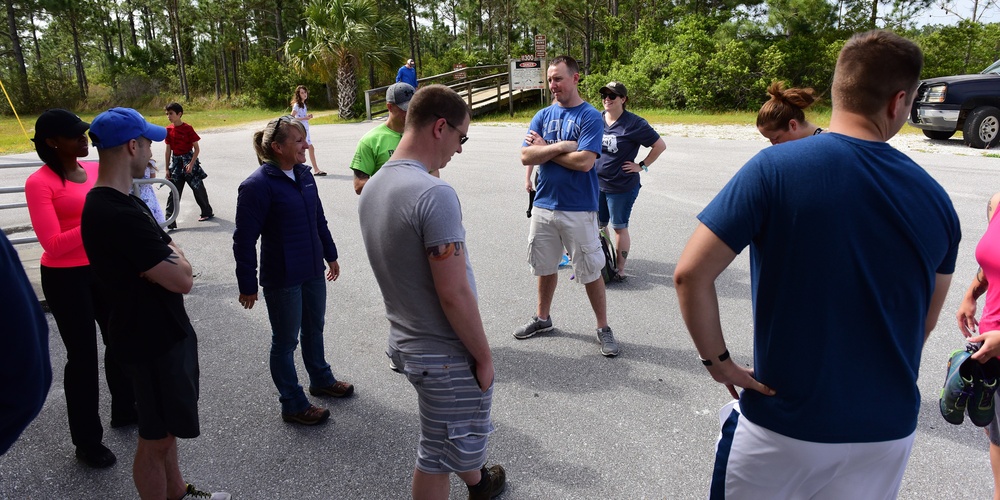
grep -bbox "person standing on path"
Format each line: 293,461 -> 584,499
82,107 -> 228,500
515,55 -> 620,358
291,85 -> 326,176
350,82 -> 414,195
674,31 -> 959,498
25,108 -> 136,468
234,116 -> 353,427
595,81 -> 666,279
359,84 -> 507,499
163,102 -> 214,229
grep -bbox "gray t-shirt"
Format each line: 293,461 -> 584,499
358,159 -> 477,356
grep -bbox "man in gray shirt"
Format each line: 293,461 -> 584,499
358,84 -> 506,499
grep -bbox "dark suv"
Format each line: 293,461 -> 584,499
909,59 -> 1000,149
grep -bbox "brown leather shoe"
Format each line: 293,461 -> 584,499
309,380 -> 355,398
280,405 -> 330,425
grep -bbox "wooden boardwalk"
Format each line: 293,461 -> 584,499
364,64 -> 547,120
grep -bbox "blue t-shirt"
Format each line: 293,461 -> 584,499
524,102 -> 603,212
396,66 -> 417,87
597,111 -> 661,193
698,133 -> 960,443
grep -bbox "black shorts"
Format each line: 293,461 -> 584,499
125,334 -> 200,440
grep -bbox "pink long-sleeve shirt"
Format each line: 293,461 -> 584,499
24,161 -> 98,268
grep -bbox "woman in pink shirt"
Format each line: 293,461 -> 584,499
25,109 -> 135,468
957,191 -> 1000,499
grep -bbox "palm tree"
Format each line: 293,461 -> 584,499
285,0 -> 404,119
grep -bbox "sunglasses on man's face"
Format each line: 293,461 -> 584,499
601,93 -> 620,100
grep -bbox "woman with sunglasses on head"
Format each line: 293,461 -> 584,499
596,82 -> 666,280
24,109 -> 136,468
233,116 -> 353,426
756,81 -> 823,145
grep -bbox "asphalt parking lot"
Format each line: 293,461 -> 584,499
0,119 -> 997,499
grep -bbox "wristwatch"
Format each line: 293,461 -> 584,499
639,161 -> 647,172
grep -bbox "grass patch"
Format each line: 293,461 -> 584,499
0,107 -> 351,155
0,103 -> 931,156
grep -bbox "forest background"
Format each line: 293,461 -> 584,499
1,0 -> 998,122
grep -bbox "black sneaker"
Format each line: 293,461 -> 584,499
468,464 -> 506,500
75,443 -> 116,468
969,357 -> 1000,427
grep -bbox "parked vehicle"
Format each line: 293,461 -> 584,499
909,59 -> 1000,149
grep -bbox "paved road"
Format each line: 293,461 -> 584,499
0,120 -> 996,499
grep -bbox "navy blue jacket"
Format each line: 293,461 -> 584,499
234,163 -> 338,294
0,231 -> 50,454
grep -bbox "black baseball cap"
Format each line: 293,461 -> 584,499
599,82 -> 628,98
32,109 -> 90,143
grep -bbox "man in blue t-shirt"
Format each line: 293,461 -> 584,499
396,59 -> 417,88
674,31 -> 960,498
515,55 -> 621,357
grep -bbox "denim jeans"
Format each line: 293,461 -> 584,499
262,276 -> 336,413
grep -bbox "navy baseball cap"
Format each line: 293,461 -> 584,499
88,107 -> 167,149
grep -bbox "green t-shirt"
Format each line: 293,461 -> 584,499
350,124 -> 403,177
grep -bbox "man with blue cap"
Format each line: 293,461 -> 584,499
81,108 -> 229,500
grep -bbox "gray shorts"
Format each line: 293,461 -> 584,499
988,403 -> 1000,446
388,349 -> 494,474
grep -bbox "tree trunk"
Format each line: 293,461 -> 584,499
406,0 -> 416,60
69,12 -> 88,98
221,40 -> 231,98
29,8 -> 41,63
274,0 -> 285,50
168,0 -> 189,99
5,0 -> 30,103
336,57 -> 357,119
126,0 -> 137,46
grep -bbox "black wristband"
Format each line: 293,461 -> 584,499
700,349 -> 730,366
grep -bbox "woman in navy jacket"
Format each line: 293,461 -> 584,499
233,116 -> 353,426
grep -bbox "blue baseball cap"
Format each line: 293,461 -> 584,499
88,107 -> 167,149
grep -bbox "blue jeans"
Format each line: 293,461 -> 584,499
598,185 -> 641,229
262,276 -> 337,413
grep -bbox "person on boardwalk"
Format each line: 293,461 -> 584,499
234,116 -> 353,427
396,58 -> 418,88
595,81 -> 666,279
291,85 -> 326,176
674,31 -> 960,498
756,81 -> 824,145
515,55 -> 620,357
163,102 -> 213,229
81,107 -> 228,499
359,84 -> 507,499
350,82 -> 414,194
25,108 -> 136,468
0,230 -> 51,456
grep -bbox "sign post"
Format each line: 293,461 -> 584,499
534,35 -> 547,59
509,58 -> 546,116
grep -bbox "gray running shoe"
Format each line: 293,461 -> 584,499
513,315 -> 553,339
597,326 -> 620,357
